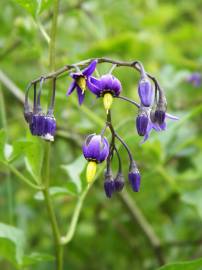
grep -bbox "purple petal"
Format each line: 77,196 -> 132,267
159,122 -> 167,130
87,77 -> 101,96
100,74 -> 114,90
111,77 -> 122,96
66,81 -> 76,96
76,86 -> 85,105
138,79 -> 153,107
86,135 -> 102,160
71,72 -> 82,80
98,137 -> 109,162
83,60 -> 97,76
141,122 -> 153,143
165,113 -> 179,121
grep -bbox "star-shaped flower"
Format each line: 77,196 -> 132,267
66,60 -> 97,105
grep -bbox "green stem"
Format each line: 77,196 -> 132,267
0,85 -> 13,223
42,0 -> 63,269
49,0 -> 59,72
61,185 -> 90,245
2,162 -> 42,190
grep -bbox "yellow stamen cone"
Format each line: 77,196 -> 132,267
76,77 -> 86,94
86,161 -> 97,183
103,93 -> 113,114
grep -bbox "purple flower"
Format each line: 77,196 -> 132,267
187,73 -> 201,87
142,112 -> 179,143
87,74 -> 122,112
82,134 -> 109,163
136,113 -> 149,136
114,172 -> 125,192
128,162 -> 141,192
66,60 -> 97,105
104,170 -> 115,198
87,74 -> 122,97
138,77 -> 153,107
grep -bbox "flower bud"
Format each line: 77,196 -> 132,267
136,113 -> 149,136
104,170 -> 115,198
138,78 -> 153,107
128,161 -> 141,192
154,110 -> 166,125
114,172 -> 125,192
41,116 -> 56,141
24,111 -> 33,124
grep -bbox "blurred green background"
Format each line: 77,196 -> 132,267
0,0 -> 202,269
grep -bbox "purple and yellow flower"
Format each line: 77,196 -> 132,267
138,77 -> 153,107
82,134 -> 109,183
87,74 -> 122,113
66,60 -> 97,105
142,112 -> 179,143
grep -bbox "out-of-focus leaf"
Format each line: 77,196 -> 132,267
23,252 -> 54,266
181,190 -> 202,219
34,186 -> 77,201
13,0 -> 52,17
0,129 -> 6,161
4,143 -> 13,160
0,223 -> 25,268
61,155 -> 86,193
158,258 -> 202,270
24,137 -> 44,183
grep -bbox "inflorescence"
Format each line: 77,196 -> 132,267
24,58 -> 178,198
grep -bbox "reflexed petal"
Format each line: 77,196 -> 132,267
160,122 -> 167,130
98,137 -> 109,162
166,113 -> 179,121
101,74 -> 114,90
111,77 -> 122,96
83,60 -> 97,76
86,135 -> 102,160
66,81 -> 76,96
87,77 -> 101,96
71,72 -> 82,80
141,122 -> 153,143
76,86 -> 85,105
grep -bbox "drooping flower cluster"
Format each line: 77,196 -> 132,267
24,58 -> 178,198
24,78 -> 56,141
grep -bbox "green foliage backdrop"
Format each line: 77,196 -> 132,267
0,0 -> 202,269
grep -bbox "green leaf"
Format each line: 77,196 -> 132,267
23,252 -> 54,266
23,137 -> 44,183
0,223 -> 25,268
13,0 -> 52,17
61,155 -> 86,193
158,258 -> 202,270
0,129 -> 6,161
181,189 -> 202,219
34,186 -> 77,201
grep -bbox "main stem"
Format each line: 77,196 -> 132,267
42,0 -> 63,269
